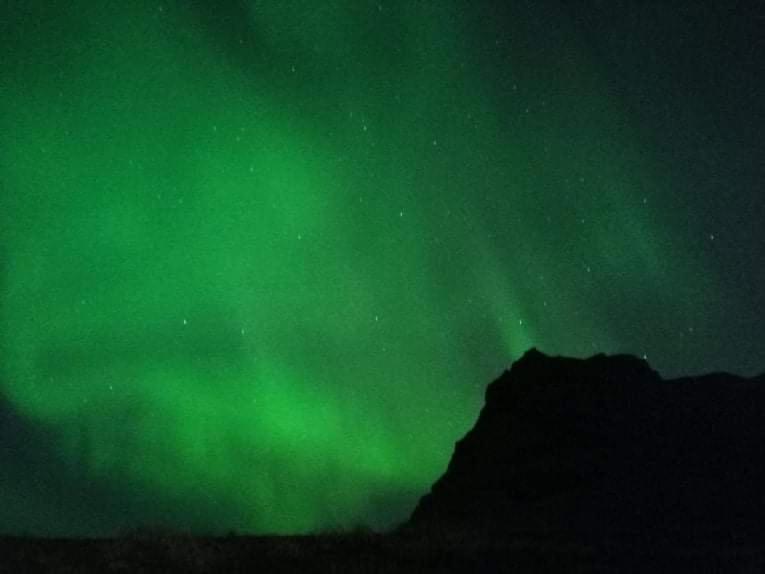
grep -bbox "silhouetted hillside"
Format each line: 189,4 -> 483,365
408,349 -> 765,548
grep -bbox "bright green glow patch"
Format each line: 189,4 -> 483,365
0,1 -> 720,535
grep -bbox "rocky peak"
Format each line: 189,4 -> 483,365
407,349 -> 765,546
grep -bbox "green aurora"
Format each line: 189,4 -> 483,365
1,1 -> 763,535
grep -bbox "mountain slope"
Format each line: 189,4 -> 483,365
408,349 -> 765,546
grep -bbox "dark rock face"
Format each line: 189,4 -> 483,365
408,349 -> 765,545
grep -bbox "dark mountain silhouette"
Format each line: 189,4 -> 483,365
407,349 -> 765,548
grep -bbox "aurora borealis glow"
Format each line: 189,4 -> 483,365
1,1 -> 763,536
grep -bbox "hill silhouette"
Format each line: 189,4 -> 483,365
408,349 -> 765,549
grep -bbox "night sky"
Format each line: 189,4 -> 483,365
1,1 -> 763,536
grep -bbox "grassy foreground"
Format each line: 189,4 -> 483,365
2,529 -> 765,573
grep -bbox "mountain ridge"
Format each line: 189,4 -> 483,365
407,348 -> 765,546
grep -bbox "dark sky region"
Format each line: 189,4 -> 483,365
1,0 -> 763,536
